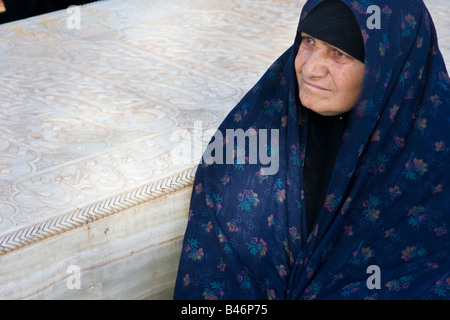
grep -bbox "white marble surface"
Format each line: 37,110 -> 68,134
0,0 -> 448,299
0,0 -> 302,255
425,0 -> 450,67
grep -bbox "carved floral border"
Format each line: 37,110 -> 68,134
0,166 -> 197,255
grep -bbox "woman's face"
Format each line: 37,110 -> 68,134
295,33 -> 365,116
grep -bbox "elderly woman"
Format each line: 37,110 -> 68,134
174,0 -> 449,300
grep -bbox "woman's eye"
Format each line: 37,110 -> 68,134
333,49 -> 350,59
302,36 -> 314,46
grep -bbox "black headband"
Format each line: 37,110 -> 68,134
297,0 -> 365,63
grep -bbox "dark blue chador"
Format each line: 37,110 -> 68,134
174,0 -> 450,300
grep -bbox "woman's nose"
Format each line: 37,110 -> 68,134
302,50 -> 328,79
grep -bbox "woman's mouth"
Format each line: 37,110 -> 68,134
303,79 -> 330,91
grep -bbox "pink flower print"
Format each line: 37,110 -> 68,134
401,246 -> 426,262
304,281 -> 322,299
430,95 -> 442,109
263,99 -> 284,116
404,86 -> 414,99
324,193 -> 341,212
362,195 -> 381,222
217,259 -> 226,272
275,189 -> 286,203
434,224 -> 448,237
414,118 -> 427,132
341,282 -> 361,298
368,210 -> 380,221
255,170 -> 268,184
433,277 -> 450,297
266,288 -> 276,300
432,184 -> 443,195
361,247 -> 373,260
371,130 -> 381,142
226,220 -> 239,233
290,143 -> 305,166
237,189 -> 259,211
394,136 -> 405,149
194,248 -> 204,260
407,206 -> 426,229
369,153 -> 388,174
382,5 -> 392,15
277,265 -> 287,278
405,14 -> 416,24
246,237 -> 268,257
233,103 -> 248,123
352,246 -> 373,265
435,141 -> 444,152
416,37 -> 423,48
388,185 -> 402,199
401,247 -> 413,262
361,29 -> 369,45
438,71 -> 449,90
183,274 -> 191,286
306,267 -> 314,279
403,158 -> 428,180
379,34 -> 390,57
206,192 -> 223,211
413,158 -> 428,173
401,13 -> 416,37
259,239 -> 268,256
356,99 -> 375,117
236,268 -> 252,290
386,276 -> 413,292
389,105 -> 399,122
203,221 -> 213,232
351,1 -> 365,14
289,226 -> 301,242
343,225 -> 354,238
267,214 -> 274,227
313,224 -> 319,237
218,232 -> 227,243
195,183 -> 203,194
399,62 -> 411,85
185,239 -> 204,261
273,179 -> 286,203
384,228 -> 395,238
426,262 -> 439,270
221,174 -> 230,185
203,282 -> 225,300
340,197 -> 352,215
333,273 -> 344,283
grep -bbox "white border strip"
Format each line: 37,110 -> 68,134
0,166 -> 197,255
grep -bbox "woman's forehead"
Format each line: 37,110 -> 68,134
297,0 -> 365,63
